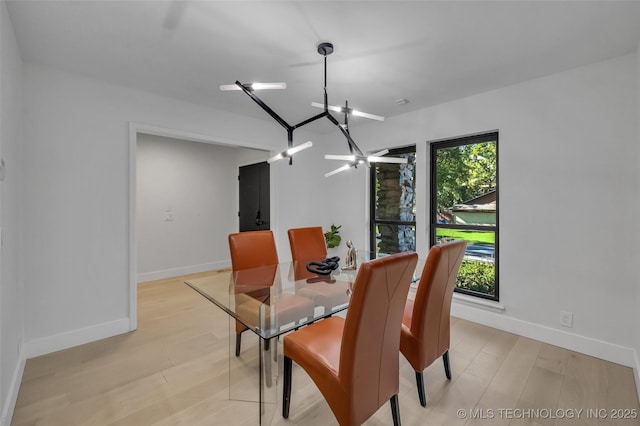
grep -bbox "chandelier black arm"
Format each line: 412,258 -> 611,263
287,129 -> 293,165
326,113 -> 364,156
236,81 -> 293,132
293,111 -> 328,130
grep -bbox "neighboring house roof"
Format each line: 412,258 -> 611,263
450,190 -> 496,212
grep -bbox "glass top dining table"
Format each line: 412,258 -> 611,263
185,260 -> 358,341
184,254 -> 424,425
185,259 -> 364,425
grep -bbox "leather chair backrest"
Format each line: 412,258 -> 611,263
228,230 -> 279,271
288,227 -> 327,262
340,251 -> 418,424
412,240 -> 466,366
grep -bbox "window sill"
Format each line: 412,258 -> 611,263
452,293 -> 505,312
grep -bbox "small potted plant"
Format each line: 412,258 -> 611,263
324,224 -> 342,249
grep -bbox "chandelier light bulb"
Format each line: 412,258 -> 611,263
286,141 -> 313,156
251,82 -> 286,90
325,163 -> 353,178
311,102 -> 384,121
220,82 -> 286,91
325,150 -> 407,165
366,156 -> 407,163
267,141 -> 313,164
325,154 -> 356,161
267,153 -> 284,164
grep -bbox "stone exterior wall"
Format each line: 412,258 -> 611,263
375,154 -> 416,253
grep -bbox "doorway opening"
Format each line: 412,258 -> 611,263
129,123 -> 270,330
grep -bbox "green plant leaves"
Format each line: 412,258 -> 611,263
324,224 -> 342,249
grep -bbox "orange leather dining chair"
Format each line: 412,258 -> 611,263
287,227 -> 350,310
228,230 -> 314,356
288,226 -> 328,264
400,239 -> 467,406
282,251 -> 418,426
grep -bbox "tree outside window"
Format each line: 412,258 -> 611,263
432,133 -> 498,300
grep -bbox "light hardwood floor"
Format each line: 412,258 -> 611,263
12,270 -> 640,425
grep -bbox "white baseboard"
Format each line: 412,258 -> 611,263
25,318 -> 130,359
137,260 -> 231,283
0,349 -> 25,426
451,300 -> 636,368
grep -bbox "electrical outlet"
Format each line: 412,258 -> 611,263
560,311 -> 573,328
164,211 -> 174,221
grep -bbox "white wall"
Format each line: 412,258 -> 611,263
0,0 -> 24,423
21,63 -> 286,356
344,53 -> 640,366
270,130 -> 361,259
136,133 -> 266,282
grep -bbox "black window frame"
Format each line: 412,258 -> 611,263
369,145 -> 417,256
430,132 -> 499,301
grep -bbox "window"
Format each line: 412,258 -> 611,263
431,132 -> 498,300
370,146 -> 416,255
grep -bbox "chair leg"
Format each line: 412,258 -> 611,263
390,394 -> 401,426
235,333 -> 242,357
443,350 -> 452,380
415,371 -> 426,407
282,356 -> 292,418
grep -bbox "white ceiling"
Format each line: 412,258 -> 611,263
7,1 -> 640,129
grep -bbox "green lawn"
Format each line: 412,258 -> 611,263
436,228 -> 495,245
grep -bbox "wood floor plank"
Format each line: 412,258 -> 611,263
475,336 -> 542,422
555,351 -> 600,426
597,360 -> 640,426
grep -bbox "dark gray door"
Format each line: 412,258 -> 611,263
238,162 -> 270,231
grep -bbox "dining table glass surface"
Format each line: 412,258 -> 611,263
185,260 -> 357,340
183,252 -> 423,425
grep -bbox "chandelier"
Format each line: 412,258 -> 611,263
220,42 -> 407,176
